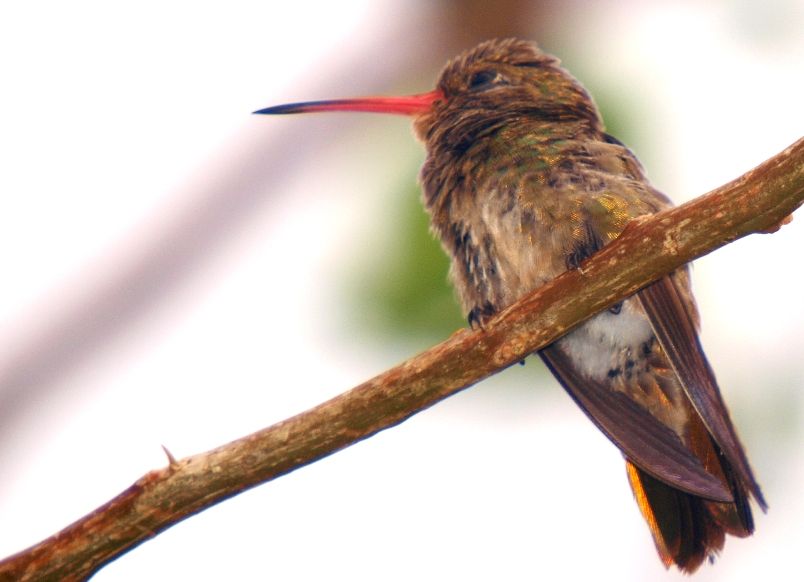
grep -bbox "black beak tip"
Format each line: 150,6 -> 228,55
253,104 -> 293,115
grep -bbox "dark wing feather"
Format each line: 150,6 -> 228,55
637,276 -> 767,509
539,345 -> 732,502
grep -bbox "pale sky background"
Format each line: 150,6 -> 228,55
0,1 -> 802,581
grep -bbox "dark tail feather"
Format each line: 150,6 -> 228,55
625,460 -> 753,573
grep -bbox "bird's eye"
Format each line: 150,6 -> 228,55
468,69 -> 498,90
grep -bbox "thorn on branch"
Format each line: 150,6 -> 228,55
161,445 -> 179,469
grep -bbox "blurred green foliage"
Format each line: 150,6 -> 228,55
346,169 -> 465,342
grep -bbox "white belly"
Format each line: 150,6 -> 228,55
555,299 -> 654,381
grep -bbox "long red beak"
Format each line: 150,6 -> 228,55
253,90 -> 442,116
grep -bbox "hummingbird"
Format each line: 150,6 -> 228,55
255,38 -> 766,572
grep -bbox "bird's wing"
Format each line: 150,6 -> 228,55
539,343 -> 733,502
637,275 -> 766,508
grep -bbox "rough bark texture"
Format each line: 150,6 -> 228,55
1,137 -> 801,581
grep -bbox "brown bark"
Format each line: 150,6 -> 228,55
1,137 -> 802,582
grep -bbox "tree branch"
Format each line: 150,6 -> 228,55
2,137 -> 802,581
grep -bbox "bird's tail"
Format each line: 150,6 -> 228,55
625,458 -> 753,573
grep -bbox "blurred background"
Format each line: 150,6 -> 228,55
1,1 -> 802,580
